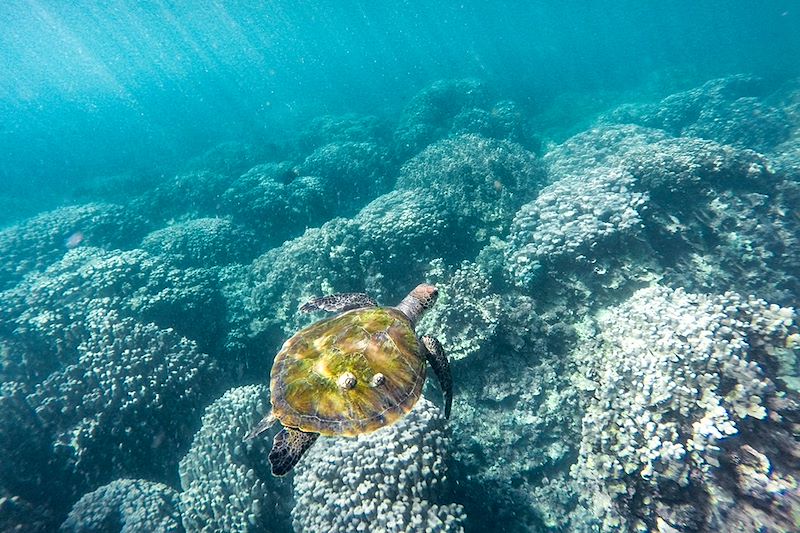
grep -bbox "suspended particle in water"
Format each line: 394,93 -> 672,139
65,231 -> 84,249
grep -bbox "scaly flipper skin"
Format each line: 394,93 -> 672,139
269,427 -> 319,476
243,412 -> 277,441
421,335 -> 452,418
300,292 -> 377,313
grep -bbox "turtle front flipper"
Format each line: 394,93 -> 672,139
269,427 -> 319,476
421,335 -> 452,419
300,292 -> 377,313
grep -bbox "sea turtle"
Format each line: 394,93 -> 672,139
245,283 -> 452,476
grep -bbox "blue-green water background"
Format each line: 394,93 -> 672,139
3,2 -> 800,532
2,1 -> 798,218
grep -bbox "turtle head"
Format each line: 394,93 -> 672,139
396,283 -> 439,326
411,283 -> 439,309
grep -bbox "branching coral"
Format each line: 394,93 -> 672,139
0,203 -> 147,291
573,285 -> 800,532
179,385 -> 291,533
60,479 -> 182,533
292,397 -> 465,532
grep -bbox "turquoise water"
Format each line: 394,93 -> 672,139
1,2 -> 799,532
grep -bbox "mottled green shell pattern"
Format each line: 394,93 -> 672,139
270,307 -> 426,436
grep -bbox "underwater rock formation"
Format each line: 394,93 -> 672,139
505,165 -> 647,286
141,217 -> 258,268
605,75 -> 793,153
132,170 -> 236,223
60,479 -> 183,533
294,141 -> 394,203
243,132 -> 543,353
219,142 -> 394,249
179,385 -> 291,533
296,114 -> 391,153
183,141 -> 270,178
292,397 -> 465,533
573,285 -> 800,532
2,74 -> 800,533
0,309 -> 218,524
397,133 -> 545,236
417,260 -> 502,363
503,122 -> 800,311
394,78 -> 491,157
0,203 -> 148,291
0,246 -> 225,383
394,78 -> 534,158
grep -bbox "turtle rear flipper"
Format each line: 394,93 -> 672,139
421,335 -> 452,419
269,427 -> 319,476
244,412 -> 276,441
300,292 -> 377,313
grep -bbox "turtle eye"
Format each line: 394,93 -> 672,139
426,288 -> 439,307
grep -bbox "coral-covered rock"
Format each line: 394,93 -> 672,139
398,134 -> 545,237
504,125 -> 800,310
179,385 -> 291,533
0,489 -> 57,533
244,188 -> 474,348
60,479 -> 182,533
394,78 -> 491,157
417,260 -> 501,363
604,75 -> 792,152
184,141 -> 271,178
221,142 -> 393,247
141,217 -> 258,268
297,114 -> 391,152
543,124 -> 669,182
0,310 -> 218,522
132,170 -> 233,223
0,246 -> 225,381
294,141 -> 394,211
573,285 -> 800,532
293,397 -> 465,532
505,166 -> 647,286
0,203 -> 148,291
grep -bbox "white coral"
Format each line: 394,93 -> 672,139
292,396 -> 465,533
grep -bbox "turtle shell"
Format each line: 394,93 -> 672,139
270,307 -> 426,437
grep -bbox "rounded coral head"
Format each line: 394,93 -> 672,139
411,283 -> 439,309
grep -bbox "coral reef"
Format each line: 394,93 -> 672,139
0,310 -> 218,524
60,479 -> 182,533
292,397 -> 465,532
604,75 -> 793,153
503,122 -> 800,311
2,75 -> 800,533
296,114 -> 391,152
244,187 -> 474,349
394,78 -> 491,157
294,141 -> 394,205
141,217 -> 258,268
219,142 -> 394,249
0,203 -> 148,291
183,141 -> 272,178
132,170 -> 234,223
573,285 -> 800,532
220,161 -> 319,241
505,166 -> 647,286
397,134 -> 545,236
0,246 -> 225,382
417,260 -> 501,362
179,385 -> 291,533
394,78 -> 535,158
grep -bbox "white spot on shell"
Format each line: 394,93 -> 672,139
337,372 -> 357,390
